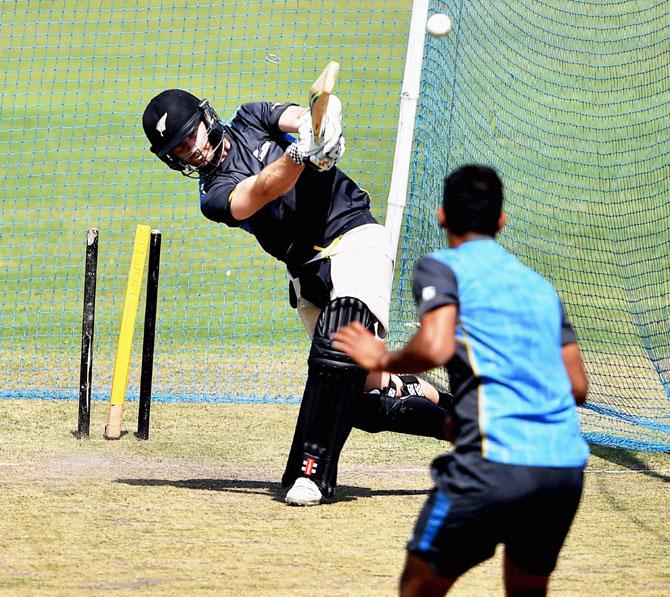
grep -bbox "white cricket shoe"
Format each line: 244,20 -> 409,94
285,477 -> 323,506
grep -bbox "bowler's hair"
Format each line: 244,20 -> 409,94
442,165 -> 503,236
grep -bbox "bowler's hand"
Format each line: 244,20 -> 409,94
332,322 -> 387,371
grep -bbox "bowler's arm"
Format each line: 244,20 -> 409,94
332,305 -> 457,374
381,306 -> 456,373
562,343 -> 588,405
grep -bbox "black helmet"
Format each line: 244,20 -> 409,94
142,89 -> 225,177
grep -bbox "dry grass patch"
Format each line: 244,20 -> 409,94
0,400 -> 668,596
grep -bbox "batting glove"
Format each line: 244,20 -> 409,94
294,95 -> 344,171
308,135 -> 345,172
316,95 -> 343,148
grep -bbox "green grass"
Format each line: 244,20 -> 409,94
0,400 -> 668,596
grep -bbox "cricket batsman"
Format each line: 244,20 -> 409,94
142,88 -> 453,505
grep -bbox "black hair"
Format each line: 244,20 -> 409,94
442,164 -> 503,236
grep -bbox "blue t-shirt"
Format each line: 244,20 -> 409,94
413,238 -> 589,468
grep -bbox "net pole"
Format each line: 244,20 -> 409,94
384,0 -> 429,272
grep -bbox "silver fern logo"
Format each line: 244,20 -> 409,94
156,112 -> 168,137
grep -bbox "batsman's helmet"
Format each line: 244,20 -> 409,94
142,89 -> 225,177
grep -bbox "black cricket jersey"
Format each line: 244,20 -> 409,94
198,101 -> 376,273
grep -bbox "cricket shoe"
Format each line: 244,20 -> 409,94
285,477 -> 323,506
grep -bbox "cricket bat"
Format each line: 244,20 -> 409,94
309,61 -> 340,142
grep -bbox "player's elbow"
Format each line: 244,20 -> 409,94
423,335 -> 455,368
562,343 -> 588,405
572,376 -> 588,405
417,306 -> 456,367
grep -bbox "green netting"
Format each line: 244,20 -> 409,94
390,0 -> 670,451
2,1 -> 669,452
1,0 -> 412,403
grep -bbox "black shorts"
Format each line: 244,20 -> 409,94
406,452 -> 584,578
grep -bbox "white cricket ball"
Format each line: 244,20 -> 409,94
426,13 -> 452,37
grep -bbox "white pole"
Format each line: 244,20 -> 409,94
384,0 -> 429,272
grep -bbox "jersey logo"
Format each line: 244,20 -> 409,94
422,286 -> 436,301
253,141 -> 271,162
156,112 -> 168,137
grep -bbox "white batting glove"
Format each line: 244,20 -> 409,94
308,135 -> 345,172
296,96 -> 344,171
286,134 -> 344,171
316,95 -> 343,148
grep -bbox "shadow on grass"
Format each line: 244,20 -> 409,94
116,478 -> 428,504
590,445 -> 670,482
589,446 -> 670,544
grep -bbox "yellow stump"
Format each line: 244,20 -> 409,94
104,224 -> 152,439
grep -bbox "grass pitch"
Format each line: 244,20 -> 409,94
1,400 -> 668,596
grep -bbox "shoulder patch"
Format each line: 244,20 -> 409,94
422,286 -> 437,301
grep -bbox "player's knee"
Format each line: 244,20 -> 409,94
353,374 -> 413,433
351,390 -> 385,433
353,392 -> 436,434
309,296 -> 376,368
503,554 -> 549,597
399,554 -> 454,597
352,384 -> 450,439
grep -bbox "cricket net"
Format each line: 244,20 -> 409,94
389,0 -> 670,451
1,1 -> 412,405
1,1 -> 668,451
